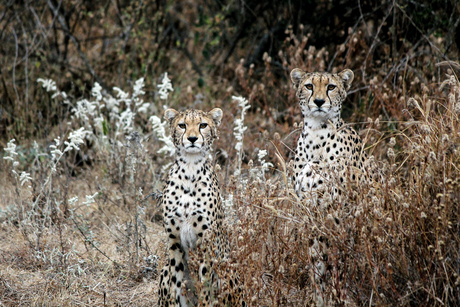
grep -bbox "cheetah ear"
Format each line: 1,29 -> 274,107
290,68 -> 306,89
338,69 -> 354,91
164,109 -> 179,121
208,108 -> 223,126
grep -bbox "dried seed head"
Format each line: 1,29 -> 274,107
407,97 -> 418,108
389,137 -> 396,147
387,148 -> 395,159
422,84 -> 430,93
262,52 -> 268,61
419,124 -> 431,134
278,265 -> 285,273
388,177 -> 396,186
424,135 -> 431,145
442,134 -> 449,143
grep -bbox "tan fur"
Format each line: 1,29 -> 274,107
290,68 -> 370,307
158,108 -> 243,307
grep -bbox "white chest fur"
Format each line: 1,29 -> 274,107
163,155 -> 216,253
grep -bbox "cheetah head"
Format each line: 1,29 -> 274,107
290,68 -> 354,122
164,108 -> 223,155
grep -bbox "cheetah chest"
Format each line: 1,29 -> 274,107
296,129 -> 331,163
163,162 -> 219,251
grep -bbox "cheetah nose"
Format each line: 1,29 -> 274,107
188,136 -> 198,143
314,99 -> 325,108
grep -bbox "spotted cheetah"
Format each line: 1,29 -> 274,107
290,68 -> 370,306
290,68 -> 368,203
157,108 -> 239,307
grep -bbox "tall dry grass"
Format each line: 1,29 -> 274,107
217,64 -> 460,306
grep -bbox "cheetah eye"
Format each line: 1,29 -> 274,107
178,123 -> 186,129
305,84 -> 313,90
327,84 -> 336,91
199,123 -> 208,129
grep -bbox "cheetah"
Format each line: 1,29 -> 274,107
290,68 -> 371,306
157,108 -> 240,307
290,68 -> 368,203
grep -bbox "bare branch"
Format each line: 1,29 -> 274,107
46,0 -> 111,92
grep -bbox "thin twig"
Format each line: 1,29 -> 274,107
46,0 -> 111,92
71,217 -> 121,268
166,11 -> 203,76
10,24 -> 20,104
361,1 -> 394,83
395,2 -> 451,62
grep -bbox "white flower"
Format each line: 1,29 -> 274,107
3,139 -> 18,161
37,78 -> 57,92
50,137 -> 63,160
150,115 -> 175,156
158,73 -> 173,100
258,149 -> 268,160
250,149 -> 273,180
137,103 -> 150,114
91,82 -> 103,101
117,108 -> 135,133
104,96 -> 120,113
259,150 -> 273,170
232,96 -> 250,177
82,192 -> 99,206
72,99 -> 99,121
19,172 -> 33,186
113,87 -> 129,100
69,196 -> 79,206
64,127 -> 89,152
133,78 -> 146,98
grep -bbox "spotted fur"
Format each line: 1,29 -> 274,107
290,68 -> 367,202
290,68 -> 369,306
158,108 -> 243,307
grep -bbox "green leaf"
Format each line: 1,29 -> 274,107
102,120 -> 108,136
